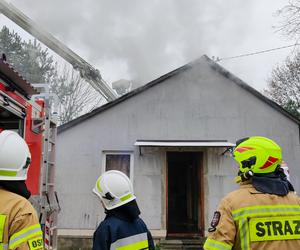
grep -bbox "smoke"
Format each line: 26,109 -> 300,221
8,0 -> 288,88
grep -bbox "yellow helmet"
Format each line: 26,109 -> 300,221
233,136 -> 282,174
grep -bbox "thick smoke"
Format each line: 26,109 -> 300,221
8,0 -> 288,89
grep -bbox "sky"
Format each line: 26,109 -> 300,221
0,0 -> 296,91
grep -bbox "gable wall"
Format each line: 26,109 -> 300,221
56,59 -> 300,232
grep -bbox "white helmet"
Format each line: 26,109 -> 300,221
281,161 -> 291,182
93,170 -> 136,210
0,130 -> 31,181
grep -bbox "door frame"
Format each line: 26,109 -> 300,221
166,150 -> 204,238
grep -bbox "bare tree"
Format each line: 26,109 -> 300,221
277,0 -> 300,40
265,53 -> 300,119
51,66 -> 104,125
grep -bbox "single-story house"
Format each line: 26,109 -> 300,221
56,55 -> 300,248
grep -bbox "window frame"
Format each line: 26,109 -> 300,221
102,150 -> 134,180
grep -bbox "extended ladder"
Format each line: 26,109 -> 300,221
33,84 -> 60,250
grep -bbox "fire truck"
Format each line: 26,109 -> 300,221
0,57 -> 59,249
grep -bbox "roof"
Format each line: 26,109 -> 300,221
0,59 -> 38,98
58,55 -> 300,133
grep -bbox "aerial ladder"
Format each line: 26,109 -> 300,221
0,0 -> 118,102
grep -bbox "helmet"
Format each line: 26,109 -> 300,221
0,130 -> 31,181
93,170 -> 136,210
281,161 -> 290,182
233,136 -> 282,174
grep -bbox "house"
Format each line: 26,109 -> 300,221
56,55 -> 300,248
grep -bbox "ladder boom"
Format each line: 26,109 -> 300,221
0,0 -> 117,101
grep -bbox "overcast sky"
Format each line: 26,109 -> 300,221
0,0 -> 295,91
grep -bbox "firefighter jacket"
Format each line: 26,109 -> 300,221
203,182 -> 300,250
0,188 -> 43,250
93,215 -> 155,250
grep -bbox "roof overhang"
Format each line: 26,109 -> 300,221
135,139 -> 235,147
0,59 -> 38,97
135,140 -> 235,155
134,140 -> 235,147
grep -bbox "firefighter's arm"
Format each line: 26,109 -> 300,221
8,204 -> 43,250
203,197 -> 236,250
92,223 -> 111,250
147,229 -> 155,250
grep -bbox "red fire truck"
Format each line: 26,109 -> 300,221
0,57 -> 59,249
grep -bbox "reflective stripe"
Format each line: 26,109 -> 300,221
0,243 -> 8,250
120,194 -> 132,202
203,239 -> 232,250
233,205 -> 300,221
9,224 -> 43,249
0,170 -> 17,177
110,233 -> 148,250
239,218 -> 250,250
0,215 -> 6,242
96,179 -> 102,193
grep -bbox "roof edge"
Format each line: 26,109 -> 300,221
202,55 -> 300,125
58,55 -> 300,134
58,59 -> 196,134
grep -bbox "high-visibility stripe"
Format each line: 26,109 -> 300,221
239,218 -> 250,250
0,170 -> 17,177
0,215 -> 6,243
120,193 -> 132,202
0,243 -> 8,250
203,238 -> 232,250
110,233 -> 148,250
96,179 -> 102,193
9,224 -> 43,249
233,205 -> 300,220
116,240 -> 148,249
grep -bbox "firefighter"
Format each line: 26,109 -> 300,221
0,130 -> 44,250
92,170 -> 155,250
203,136 -> 300,250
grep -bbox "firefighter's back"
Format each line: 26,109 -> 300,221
0,188 -> 43,250
228,183 -> 300,250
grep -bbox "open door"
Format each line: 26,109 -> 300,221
167,151 -> 203,238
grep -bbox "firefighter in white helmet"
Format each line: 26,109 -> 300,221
0,130 -> 44,250
92,170 -> 155,250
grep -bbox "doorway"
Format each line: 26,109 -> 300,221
167,151 -> 203,237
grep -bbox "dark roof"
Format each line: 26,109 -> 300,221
0,59 -> 38,98
58,55 -> 300,133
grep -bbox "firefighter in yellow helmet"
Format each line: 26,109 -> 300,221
0,130 -> 44,250
203,136 -> 300,250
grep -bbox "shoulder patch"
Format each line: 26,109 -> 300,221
28,237 -> 44,250
208,211 -> 221,232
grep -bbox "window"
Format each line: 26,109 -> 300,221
103,151 -> 134,179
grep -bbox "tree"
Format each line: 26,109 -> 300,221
51,67 -> 103,124
0,26 -> 56,83
277,0 -> 300,40
0,26 -> 103,124
265,1 -> 300,120
265,53 -> 300,119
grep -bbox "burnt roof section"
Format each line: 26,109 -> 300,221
0,58 -> 39,98
58,55 -> 300,134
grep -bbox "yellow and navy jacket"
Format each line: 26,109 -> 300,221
93,215 -> 155,250
204,182 -> 300,250
0,188 -> 43,250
